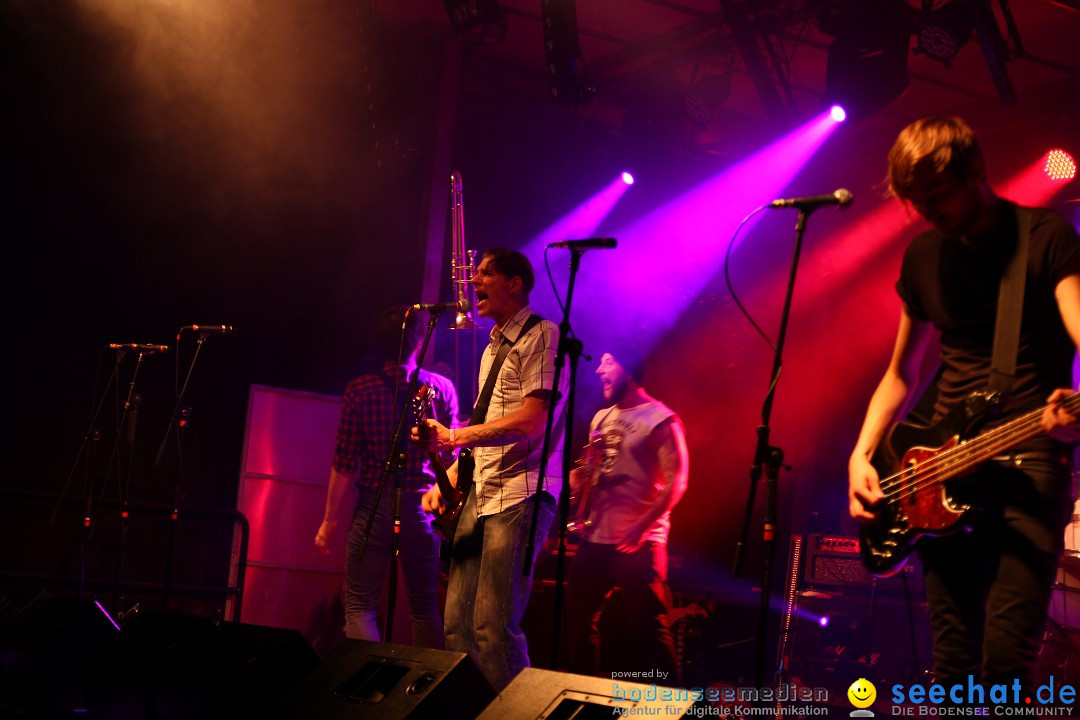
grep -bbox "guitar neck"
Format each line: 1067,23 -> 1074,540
943,394 -> 1078,474
428,450 -> 457,496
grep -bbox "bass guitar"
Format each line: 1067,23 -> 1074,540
860,389 -> 1079,577
413,384 -> 471,541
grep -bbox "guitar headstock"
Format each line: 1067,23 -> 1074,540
412,384 -> 435,424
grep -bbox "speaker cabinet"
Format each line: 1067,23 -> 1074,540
804,534 -> 924,594
281,639 -> 495,720
785,588 -> 932,692
478,668 -> 699,720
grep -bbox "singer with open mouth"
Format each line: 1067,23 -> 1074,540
412,248 -> 568,691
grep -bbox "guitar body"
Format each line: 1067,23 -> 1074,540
411,384 -> 472,542
859,390 -> 1005,577
430,449 -> 472,542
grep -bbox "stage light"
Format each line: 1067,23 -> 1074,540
542,0 -> 595,105
621,171 -> 635,185
684,73 -> 732,129
819,615 -> 830,628
820,0 -> 912,120
915,0 -> 974,66
1044,149 -> 1077,182
442,0 -> 506,44
829,105 -> 847,123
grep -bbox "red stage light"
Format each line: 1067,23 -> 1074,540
1044,149 -> 1077,182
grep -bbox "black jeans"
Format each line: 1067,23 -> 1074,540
565,539 -> 679,684
917,453 -> 1072,696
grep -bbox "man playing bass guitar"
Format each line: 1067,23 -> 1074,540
848,116 -> 1080,699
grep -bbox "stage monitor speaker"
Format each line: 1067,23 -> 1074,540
0,592 -> 127,718
478,668 -> 699,720
280,639 -> 495,720
96,610 -> 318,719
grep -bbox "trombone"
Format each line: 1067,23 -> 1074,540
449,170 -> 479,404
450,171 -> 476,331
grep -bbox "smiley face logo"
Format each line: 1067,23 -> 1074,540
847,678 -> 876,709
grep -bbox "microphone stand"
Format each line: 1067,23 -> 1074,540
104,352 -> 149,611
155,333 -> 210,610
521,247 -> 588,672
55,348 -> 128,599
353,310 -> 440,641
732,207 -> 812,690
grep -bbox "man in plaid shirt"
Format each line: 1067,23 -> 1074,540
415,248 -> 567,691
315,306 -> 458,646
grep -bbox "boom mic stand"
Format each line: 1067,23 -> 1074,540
55,346 -> 138,599
103,348 -> 156,611
731,207 -> 815,689
522,244 -> 596,670
154,329 -> 221,610
352,309 -> 441,641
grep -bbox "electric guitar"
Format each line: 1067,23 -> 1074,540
413,384 -> 471,541
860,389 -> 1079,577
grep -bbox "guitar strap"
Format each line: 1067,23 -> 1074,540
469,313 -> 543,426
988,205 -> 1032,396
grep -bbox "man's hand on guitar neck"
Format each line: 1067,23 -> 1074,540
411,418 -> 455,455
1043,388 -> 1080,443
848,454 -> 885,522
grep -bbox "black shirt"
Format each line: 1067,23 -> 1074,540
896,201 -> 1079,452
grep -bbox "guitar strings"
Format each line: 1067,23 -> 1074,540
879,393 -> 1080,497
878,407 -> 1045,503
876,395 -> 1079,506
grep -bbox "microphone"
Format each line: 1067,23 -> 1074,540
546,238 -> 618,250
411,299 -> 471,314
109,343 -> 169,353
768,188 -> 854,210
180,324 -> 235,334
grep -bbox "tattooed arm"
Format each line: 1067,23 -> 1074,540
413,392 -> 553,453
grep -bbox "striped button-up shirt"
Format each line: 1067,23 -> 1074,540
471,306 -> 567,517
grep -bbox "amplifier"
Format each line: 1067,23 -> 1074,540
803,534 -> 923,594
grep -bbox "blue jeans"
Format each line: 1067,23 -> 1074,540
344,484 -> 443,648
444,489 -> 556,691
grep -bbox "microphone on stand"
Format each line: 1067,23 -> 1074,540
108,343 -> 170,353
410,299 -> 471,314
180,324 -> 235,335
768,189 -> 854,210
547,238 -> 618,250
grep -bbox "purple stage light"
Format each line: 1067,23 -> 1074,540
818,615 -> 830,628
829,105 -> 847,123
560,108 -> 844,351
525,172 -> 634,253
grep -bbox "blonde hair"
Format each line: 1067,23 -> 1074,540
886,116 -> 984,200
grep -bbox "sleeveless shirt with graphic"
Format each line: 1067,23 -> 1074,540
584,400 -> 678,546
